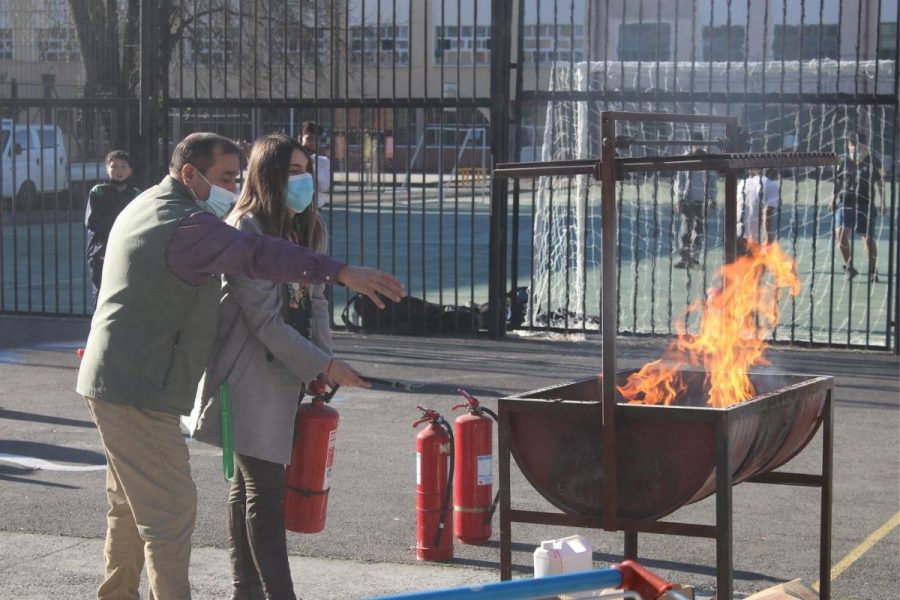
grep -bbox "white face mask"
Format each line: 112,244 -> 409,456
193,170 -> 236,219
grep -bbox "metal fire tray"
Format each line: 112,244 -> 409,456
502,370 -> 832,521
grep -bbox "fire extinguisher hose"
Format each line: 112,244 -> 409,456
476,406 -> 501,526
220,381 -> 234,481
433,416 -> 455,550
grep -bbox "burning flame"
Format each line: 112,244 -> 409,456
617,242 -> 800,408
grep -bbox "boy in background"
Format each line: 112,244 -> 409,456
673,132 -> 718,268
300,121 -> 332,208
85,150 -> 141,307
736,167 -> 781,254
833,132 -> 885,282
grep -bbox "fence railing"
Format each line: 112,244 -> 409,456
0,0 -> 896,350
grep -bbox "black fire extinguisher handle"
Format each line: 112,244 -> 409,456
322,383 -> 341,403
480,406 -> 498,422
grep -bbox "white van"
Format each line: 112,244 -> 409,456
0,120 -> 104,208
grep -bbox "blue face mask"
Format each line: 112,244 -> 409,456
194,170 -> 237,219
285,173 -> 315,213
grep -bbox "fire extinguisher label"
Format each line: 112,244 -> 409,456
416,452 -> 421,485
477,454 -> 492,485
323,429 -> 337,489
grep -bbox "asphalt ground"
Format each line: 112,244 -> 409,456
0,315 -> 897,599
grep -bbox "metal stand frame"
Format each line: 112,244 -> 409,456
494,112 -> 837,599
498,388 -> 834,599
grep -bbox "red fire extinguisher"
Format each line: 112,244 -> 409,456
413,405 -> 454,561
452,388 -> 498,544
284,379 -> 340,534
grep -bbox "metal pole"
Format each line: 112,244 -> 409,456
624,531 -> 638,561
723,121 -> 739,264
488,0 -> 514,337
715,415 -> 734,600
599,112 -> 619,532
498,403 -> 512,580
373,568 -> 626,600
139,0 -> 160,188
820,387 -> 834,600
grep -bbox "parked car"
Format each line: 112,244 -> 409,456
0,120 -> 105,209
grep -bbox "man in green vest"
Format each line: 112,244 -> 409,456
76,132 -> 404,600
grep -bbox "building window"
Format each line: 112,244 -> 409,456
184,26 -> 243,67
878,22 -> 897,60
618,23 -> 671,61
523,24 -> 584,64
191,38 -> 226,66
702,25 -> 745,61
351,25 -> 409,65
434,25 -> 491,64
0,29 -> 12,60
773,24 -> 839,60
37,27 -> 80,62
271,27 -> 327,66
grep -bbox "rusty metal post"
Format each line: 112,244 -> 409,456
139,0 -> 161,188
715,414 -> 734,599
819,388 -> 834,600
723,121 -> 739,264
599,112 -> 619,532
487,0 -> 514,337
624,531 -> 638,560
499,402 -> 513,580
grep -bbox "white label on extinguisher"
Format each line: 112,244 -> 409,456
477,455 -> 493,485
416,452 -> 421,485
323,429 -> 337,489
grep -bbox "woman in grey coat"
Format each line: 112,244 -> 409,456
188,134 -> 369,600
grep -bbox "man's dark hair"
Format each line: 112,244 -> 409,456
691,131 -> 704,142
169,132 -> 242,175
302,121 -> 320,137
105,150 -> 131,166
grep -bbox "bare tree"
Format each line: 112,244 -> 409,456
176,0 -> 345,98
67,0 -> 189,99
66,0 -> 137,98
66,1 -> 202,155
69,0 -> 345,99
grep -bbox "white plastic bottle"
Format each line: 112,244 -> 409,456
533,535 -> 593,578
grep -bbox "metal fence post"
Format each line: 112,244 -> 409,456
488,0 -> 514,338
139,0 -> 161,188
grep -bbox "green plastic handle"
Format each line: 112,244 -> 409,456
220,381 -> 234,481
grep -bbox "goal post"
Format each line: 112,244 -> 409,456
525,59 -> 896,346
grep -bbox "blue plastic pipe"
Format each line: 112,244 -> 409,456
371,568 -> 624,600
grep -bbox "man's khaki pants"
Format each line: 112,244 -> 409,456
85,397 -> 197,600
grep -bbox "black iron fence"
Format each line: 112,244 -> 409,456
0,0 -> 897,350
508,0 -> 898,351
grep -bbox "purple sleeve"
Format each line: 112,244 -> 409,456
165,211 -> 345,286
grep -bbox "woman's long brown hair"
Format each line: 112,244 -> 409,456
229,133 -> 324,249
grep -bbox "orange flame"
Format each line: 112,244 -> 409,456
617,242 -> 800,408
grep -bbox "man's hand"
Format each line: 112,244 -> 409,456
335,265 -> 404,309
322,358 -> 370,388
